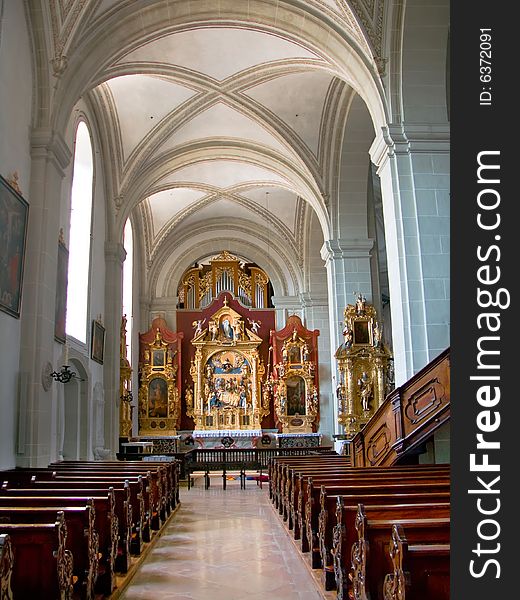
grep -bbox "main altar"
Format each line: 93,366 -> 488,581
186,296 -> 268,430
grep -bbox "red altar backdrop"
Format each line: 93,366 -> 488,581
139,317 -> 184,399
270,313 -> 320,391
176,292 -> 276,430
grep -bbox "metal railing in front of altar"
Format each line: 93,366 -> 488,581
184,446 -> 336,489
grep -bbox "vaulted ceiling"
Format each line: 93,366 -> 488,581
38,0 -> 384,293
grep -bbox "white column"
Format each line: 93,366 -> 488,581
370,124 -> 450,384
271,295 -> 302,329
18,129 -> 72,467
320,239 -> 374,435
104,241 -> 126,458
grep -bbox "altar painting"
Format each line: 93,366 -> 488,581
205,351 -> 251,410
286,375 -> 306,416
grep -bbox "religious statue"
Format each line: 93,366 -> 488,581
208,319 -> 218,341
373,321 -> 383,348
232,318 -> 242,340
303,343 -> 310,362
354,292 -> 366,315
221,317 -> 233,339
336,384 -> 344,403
248,318 -> 261,334
357,371 -> 372,412
192,318 -> 206,337
342,325 -> 353,349
185,385 -> 194,412
282,346 -> 288,363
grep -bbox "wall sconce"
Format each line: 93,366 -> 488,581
50,364 -> 83,383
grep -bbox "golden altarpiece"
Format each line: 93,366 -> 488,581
138,318 -> 183,435
269,315 -> 320,433
335,294 -> 393,436
187,297 -> 267,430
119,315 -> 133,437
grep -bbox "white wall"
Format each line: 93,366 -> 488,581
0,0 -> 33,468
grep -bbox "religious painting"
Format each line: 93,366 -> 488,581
148,377 -> 168,418
204,351 -> 251,410
220,316 -> 234,339
91,320 -> 105,364
0,175 -> 29,318
288,345 -> 301,364
286,375 -> 306,415
152,349 -> 166,368
54,240 -> 69,342
353,319 -> 371,345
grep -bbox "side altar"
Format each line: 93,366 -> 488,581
186,295 -> 268,430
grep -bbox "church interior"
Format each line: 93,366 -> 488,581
0,0 -> 450,598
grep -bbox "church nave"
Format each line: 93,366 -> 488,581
120,480 -> 327,600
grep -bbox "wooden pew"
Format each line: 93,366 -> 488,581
330,498 -> 450,597
0,511 -> 75,599
301,475 -> 449,561
0,534 -> 14,599
318,488 -> 450,588
348,505 -> 450,600
0,494 -> 117,596
272,459 -> 448,523
0,484 -> 132,575
2,471 -> 150,548
269,456 -> 347,507
382,524 -> 450,600
284,466 -> 449,534
0,504 -> 98,600
50,461 -> 179,513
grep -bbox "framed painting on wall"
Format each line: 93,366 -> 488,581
91,320 -> 105,364
54,240 -> 69,342
0,175 -> 29,318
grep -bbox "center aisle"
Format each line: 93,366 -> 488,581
120,476 -> 326,600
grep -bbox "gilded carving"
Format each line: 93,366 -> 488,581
189,300 -> 267,430
335,298 -> 393,436
138,328 -> 180,435
271,320 -> 320,433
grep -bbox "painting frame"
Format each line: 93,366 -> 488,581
0,175 -> 29,318
54,240 -> 69,342
353,319 -> 371,346
91,320 -> 105,364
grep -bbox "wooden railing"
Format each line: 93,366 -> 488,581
352,347 -> 450,467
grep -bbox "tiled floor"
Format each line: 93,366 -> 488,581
119,475 -> 326,599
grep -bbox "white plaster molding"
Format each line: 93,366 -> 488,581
30,127 -> 72,172
320,238 -> 374,262
370,123 -> 450,167
299,291 -> 329,308
104,241 -> 126,264
272,295 -> 302,310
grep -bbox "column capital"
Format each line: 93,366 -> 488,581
370,123 -> 451,166
299,292 -> 328,308
30,127 -> 72,173
271,295 -> 302,314
105,241 -> 126,264
320,238 -> 374,263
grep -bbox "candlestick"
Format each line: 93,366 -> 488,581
64,343 -> 69,365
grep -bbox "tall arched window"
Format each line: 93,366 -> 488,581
123,218 -> 133,366
66,121 -> 94,342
